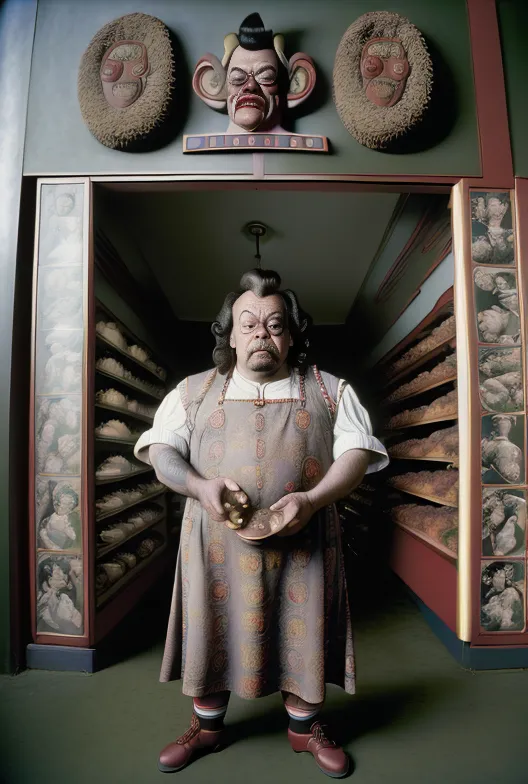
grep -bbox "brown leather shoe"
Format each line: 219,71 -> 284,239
288,721 -> 350,778
158,714 -> 224,773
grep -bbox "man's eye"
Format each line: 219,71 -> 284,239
269,323 -> 283,332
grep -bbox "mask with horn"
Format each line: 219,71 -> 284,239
192,12 -> 317,134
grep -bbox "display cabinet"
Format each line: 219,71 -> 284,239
28,179 -> 175,666
350,185 -> 528,666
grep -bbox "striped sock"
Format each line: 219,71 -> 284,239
193,693 -> 230,731
284,696 -> 323,735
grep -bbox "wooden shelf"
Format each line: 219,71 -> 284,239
383,375 -> 458,406
390,486 -> 458,508
97,511 -> 166,559
95,465 -> 153,486
96,368 -> 164,403
96,542 -> 168,608
95,547 -> 174,643
95,402 -> 154,425
96,488 -> 166,522
96,300 -> 167,381
393,519 -> 457,562
388,454 -> 459,466
95,435 -> 138,447
386,337 -> 456,386
385,414 -> 458,431
96,333 -> 166,384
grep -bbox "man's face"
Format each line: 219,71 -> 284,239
56,194 -> 75,217
49,564 -> 68,591
360,38 -> 409,107
492,569 -> 506,592
230,292 -> 292,376
56,494 -> 76,516
227,47 -> 279,131
100,41 -> 150,109
495,417 -> 512,438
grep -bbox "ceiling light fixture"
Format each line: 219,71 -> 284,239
244,221 -> 267,269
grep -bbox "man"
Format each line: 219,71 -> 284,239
135,269 -> 388,778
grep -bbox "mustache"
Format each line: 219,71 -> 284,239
248,340 -> 280,359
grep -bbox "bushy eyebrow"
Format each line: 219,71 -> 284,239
239,310 -> 284,321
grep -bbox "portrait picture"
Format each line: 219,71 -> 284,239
481,560 -> 525,633
482,488 -> 526,557
481,414 -> 524,485
36,553 -> 84,635
35,395 -> 81,475
471,191 -> 515,266
38,183 -> 84,267
37,266 -> 84,332
474,267 -> 519,345
35,328 -> 83,395
478,347 -> 523,414
36,477 -> 82,552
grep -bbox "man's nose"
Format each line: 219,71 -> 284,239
254,323 -> 269,339
242,75 -> 258,92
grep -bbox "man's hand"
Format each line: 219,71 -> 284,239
196,477 -> 249,526
270,492 -> 315,537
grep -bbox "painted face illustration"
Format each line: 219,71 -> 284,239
360,38 -> 410,107
100,40 -> 150,109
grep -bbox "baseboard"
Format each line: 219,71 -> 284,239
409,590 -> 528,670
26,643 -> 97,673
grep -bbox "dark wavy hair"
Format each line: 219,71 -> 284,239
212,268 -> 312,375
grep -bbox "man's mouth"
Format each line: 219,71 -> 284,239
250,342 -> 279,360
235,94 -> 265,113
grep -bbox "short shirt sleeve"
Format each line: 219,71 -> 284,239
134,379 -> 191,465
333,380 -> 389,473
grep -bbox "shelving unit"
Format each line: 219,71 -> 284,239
93,302 -> 172,641
95,402 -> 153,425
96,368 -> 164,402
96,487 -> 167,522
96,333 -> 166,383
389,487 -> 458,508
96,540 -> 168,609
28,178 -> 176,673
382,374 -> 458,405
97,509 -> 167,559
95,466 -> 154,486
366,286 -> 460,631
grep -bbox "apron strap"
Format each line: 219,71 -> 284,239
312,365 -> 337,422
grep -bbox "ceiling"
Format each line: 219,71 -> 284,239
105,189 -> 401,324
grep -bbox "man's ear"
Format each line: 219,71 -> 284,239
230,332 -> 235,349
289,335 -> 294,347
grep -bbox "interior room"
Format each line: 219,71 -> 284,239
45,182 -> 456,650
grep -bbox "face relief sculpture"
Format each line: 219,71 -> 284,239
361,38 -> 409,107
191,13 -> 318,141
226,47 -> 279,132
100,40 -> 150,109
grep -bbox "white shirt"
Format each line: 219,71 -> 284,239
134,367 -> 389,474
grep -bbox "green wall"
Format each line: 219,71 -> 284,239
498,0 -> 528,177
24,0 -> 480,177
0,0 -> 38,674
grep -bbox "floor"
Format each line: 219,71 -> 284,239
1,570 -> 528,784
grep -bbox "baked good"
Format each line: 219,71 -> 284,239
388,315 -> 456,376
386,354 -> 457,403
389,469 -> 458,506
392,503 -> 458,552
389,425 -> 459,460
387,389 -> 458,429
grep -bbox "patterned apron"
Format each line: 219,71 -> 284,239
160,367 -> 355,704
